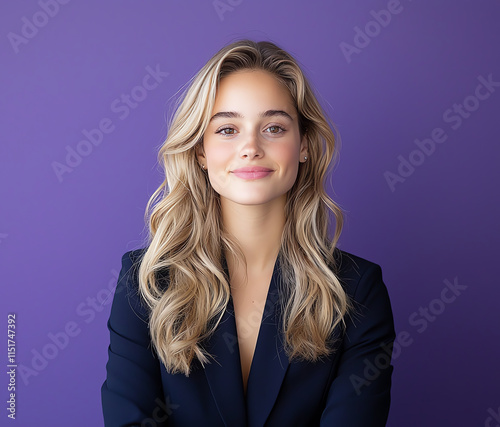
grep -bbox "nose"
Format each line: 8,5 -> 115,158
239,130 -> 264,159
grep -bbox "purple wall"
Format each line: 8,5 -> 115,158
2,1 -> 499,425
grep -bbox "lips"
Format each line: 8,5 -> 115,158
232,167 -> 273,173
231,166 -> 274,180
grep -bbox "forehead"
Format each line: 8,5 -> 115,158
214,69 -> 295,108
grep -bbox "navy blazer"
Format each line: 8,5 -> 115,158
101,248 -> 396,426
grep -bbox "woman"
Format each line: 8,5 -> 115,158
101,39 -> 396,427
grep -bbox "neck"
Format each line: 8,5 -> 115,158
221,194 -> 286,272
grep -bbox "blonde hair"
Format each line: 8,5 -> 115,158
138,38 -> 352,376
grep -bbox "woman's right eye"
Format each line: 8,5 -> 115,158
216,127 -> 237,136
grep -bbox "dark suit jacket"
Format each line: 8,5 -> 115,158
101,248 -> 396,426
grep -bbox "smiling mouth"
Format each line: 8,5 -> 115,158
231,170 -> 274,180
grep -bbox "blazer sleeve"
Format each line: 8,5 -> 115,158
101,250 -> 168,427
320,262 -> 396,427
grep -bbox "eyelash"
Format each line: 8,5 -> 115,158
215,124 -> 287,136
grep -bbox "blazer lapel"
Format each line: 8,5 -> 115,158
246,254 -> 290,427
202,289 -> 247,426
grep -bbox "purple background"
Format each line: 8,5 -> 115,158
2,1 -> 499,425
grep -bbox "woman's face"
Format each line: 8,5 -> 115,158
197,69 -> 308,207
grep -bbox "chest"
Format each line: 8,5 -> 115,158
230,268 -> 275,392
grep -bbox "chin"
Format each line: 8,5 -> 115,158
220,192 -> 285,206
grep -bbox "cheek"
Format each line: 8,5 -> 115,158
205,144 -> 232,192
274,145 -> 300,171
207,144 -> 232,168
273,145 -> 301,189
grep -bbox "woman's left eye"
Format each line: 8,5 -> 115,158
265,125 -> 285,134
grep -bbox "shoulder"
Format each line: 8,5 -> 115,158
332,248 -> 392,318
121,247 -> 148,269
333,248 -> 384,295
118,248 -> 149,289
110,247 -> 150,324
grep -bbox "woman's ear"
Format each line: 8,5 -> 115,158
195,141 -> 206,165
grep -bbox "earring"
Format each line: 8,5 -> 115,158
201,164 -> 205,169
304,156 -> 307,161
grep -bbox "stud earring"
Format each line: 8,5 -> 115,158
304,156 -> 307,160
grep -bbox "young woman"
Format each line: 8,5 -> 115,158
101,39 -> 396,427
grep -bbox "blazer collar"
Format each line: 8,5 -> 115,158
202,252 -> 290,427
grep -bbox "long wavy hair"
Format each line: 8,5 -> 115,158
137,38 -> 352,376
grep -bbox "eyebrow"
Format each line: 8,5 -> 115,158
209,109 -> 294,123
